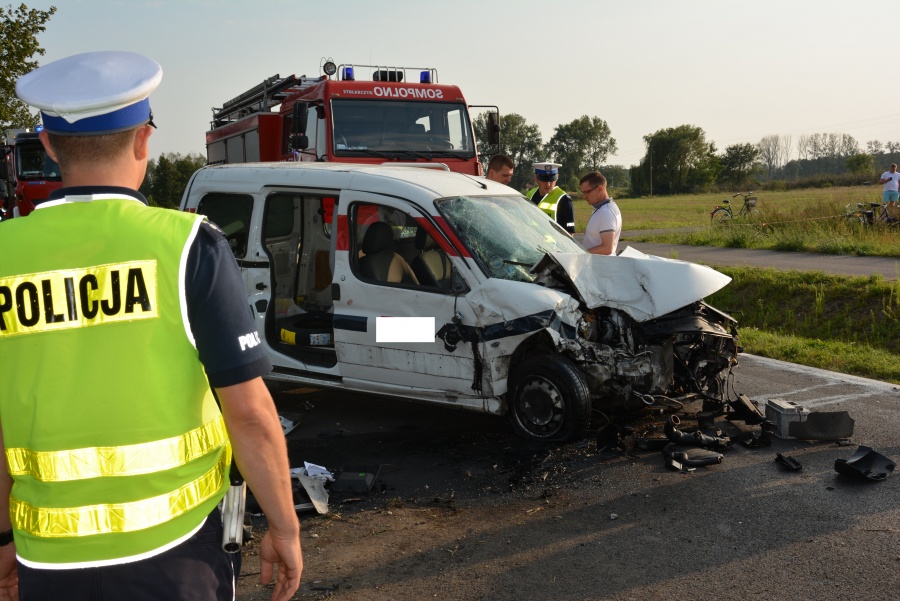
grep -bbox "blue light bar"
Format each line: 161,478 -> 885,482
420,70 -> 431,84
342,66 -> 355,81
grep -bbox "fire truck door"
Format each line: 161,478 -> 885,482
331,191 -> 483,399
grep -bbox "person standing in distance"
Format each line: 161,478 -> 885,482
485,154 -> 514,185
880,163 -> 900,207
525,161 -> 575,233
580,171 -> 621,255
0,51 -> 301,601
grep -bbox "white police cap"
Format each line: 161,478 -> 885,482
533,162 -> 561,182
16,51 -> 162,135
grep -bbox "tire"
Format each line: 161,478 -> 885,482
710,208 -> 732,225
508,354 -> 591,442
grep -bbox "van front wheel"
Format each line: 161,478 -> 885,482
508,355 -> 591,442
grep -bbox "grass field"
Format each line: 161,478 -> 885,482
567,185 -> 900,382
580,186 -> 900,256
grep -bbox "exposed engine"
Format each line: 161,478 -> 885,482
578,301 -> 738,412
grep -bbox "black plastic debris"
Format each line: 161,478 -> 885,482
727,394 -> 766,425
788,411 -> 855,441
664,415 -> 730,450
634,437 -> 670,451
834,446 -> 895,482
775,453 -> 803,471
664,443 -> 723,472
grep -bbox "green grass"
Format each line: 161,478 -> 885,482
589,186 -> 900,256
707,266 -> 900,383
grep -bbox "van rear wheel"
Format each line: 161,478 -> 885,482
508,355 -> 591,442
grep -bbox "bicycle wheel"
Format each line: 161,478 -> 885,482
711,208 -> 732,225
844,213 -> 866,227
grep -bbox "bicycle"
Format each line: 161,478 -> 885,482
710,192 -> 761,224
844,201 -> 900,229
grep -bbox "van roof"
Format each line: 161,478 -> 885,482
187,161 -> 517,204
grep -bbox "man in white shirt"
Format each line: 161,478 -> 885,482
880,163 -> 900,206
579,171 -> 621,255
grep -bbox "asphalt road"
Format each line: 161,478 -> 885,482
239,353 -> 900,601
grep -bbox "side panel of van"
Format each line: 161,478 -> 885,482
330,190 -> 487,402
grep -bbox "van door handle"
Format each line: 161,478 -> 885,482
256,283 -> 267,290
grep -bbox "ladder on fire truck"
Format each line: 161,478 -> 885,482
210,74 -> 322,129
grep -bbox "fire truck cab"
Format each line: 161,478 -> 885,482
0,128 -> 62,219
206,60 -> 498,175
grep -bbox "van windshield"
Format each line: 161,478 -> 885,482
331,99 -> 475,159
436,195 -> 585,282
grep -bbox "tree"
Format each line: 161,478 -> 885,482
146,152 -> 206,208
718,143 -> 761,187
630,125 -> 718,195
543,115 -> 617,190
867,140 -> 884,154
757,134 -> 792,180
473,111 -> 543,191
846,153 -> 874,175
0,3 -> 57,130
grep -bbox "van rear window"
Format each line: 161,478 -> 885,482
197,193 -> 254,258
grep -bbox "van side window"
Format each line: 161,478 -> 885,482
196,193 -> 254,258
351,203 -> 451,290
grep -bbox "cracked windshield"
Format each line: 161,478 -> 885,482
437,195 -> 584,282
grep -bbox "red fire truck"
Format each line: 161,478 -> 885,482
0,128 -> 62,219
205,60 -> 498,174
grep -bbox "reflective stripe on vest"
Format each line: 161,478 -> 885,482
10,447 -> 230,538
6,415 -> 228,481
528,186 -> 567,220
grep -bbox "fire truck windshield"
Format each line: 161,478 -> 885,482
16,142 -> 61,180
331,99 -> 475,159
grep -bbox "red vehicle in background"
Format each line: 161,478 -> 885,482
206,59 -> 499,174
0,128 -> 62,220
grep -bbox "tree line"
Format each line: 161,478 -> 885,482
475,109 -> 900,196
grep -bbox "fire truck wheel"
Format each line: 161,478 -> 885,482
508,354 -> 591,442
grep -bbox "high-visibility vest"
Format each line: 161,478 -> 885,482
527,186 -> 567,221
0,195 -> 230,567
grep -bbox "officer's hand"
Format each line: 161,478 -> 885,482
0,545 -> 18,601
258,529 -> 303,601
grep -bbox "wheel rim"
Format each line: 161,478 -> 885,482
515,376 -> 565,436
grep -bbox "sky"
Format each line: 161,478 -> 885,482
27,0 -> 900,168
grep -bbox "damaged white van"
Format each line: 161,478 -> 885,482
181,162 -> 738,442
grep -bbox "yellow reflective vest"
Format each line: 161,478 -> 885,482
527,186 -> 567,221
0,195 -> 230,567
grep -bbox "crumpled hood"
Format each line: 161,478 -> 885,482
531,247 -> 732,322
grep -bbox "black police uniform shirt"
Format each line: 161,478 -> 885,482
528,188 -> 576,234
41,187 -> 271,387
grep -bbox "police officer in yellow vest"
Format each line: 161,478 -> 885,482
0,52 -> 302,601
525,161 -> 575,234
